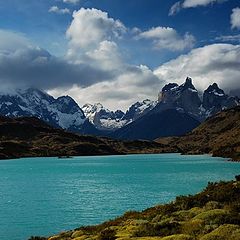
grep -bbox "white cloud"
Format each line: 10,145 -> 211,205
154,43 -> 240,93
231,7 -> 240,30
137,27 -> 195,51
66,8 -> 126,52
85,40 -> 123,70
63,0 -> 80,4
182,0 -> 226,8
169,1 -> 182,16
169,0 -> 228,15
215,34 -> 240,42
49,6 -> 70,14
0,30 -> 32,52
63,8 -> 165,110
49,65 -> 162,111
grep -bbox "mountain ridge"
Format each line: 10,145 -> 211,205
0,78 -> 238,140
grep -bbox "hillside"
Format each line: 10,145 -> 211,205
0,116 -> 172,160
31,177 -> 240,240
156,106 -> 240,161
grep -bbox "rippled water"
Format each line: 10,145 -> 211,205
0,154 -> 240,240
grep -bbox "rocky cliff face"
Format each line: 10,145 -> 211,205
158,77 -> 201,116
156,77 -> 239,121
203,83 -> 239,116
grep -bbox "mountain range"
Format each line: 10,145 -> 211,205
111,77 -> 239,140
0,78 -> 238,140
0,106 -> 239,161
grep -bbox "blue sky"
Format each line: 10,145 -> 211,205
0,0 -> 239,110
0,0 -> 238,65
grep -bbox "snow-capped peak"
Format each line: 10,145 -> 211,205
0,88 -> 86,131
123,99 -> 157,122
82,103 -> 126,131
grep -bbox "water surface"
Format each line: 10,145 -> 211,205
0,153 -> 240,240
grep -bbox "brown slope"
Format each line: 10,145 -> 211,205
0,116 -> 172,160
156,106 -> 240,161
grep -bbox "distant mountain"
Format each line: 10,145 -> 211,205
156,77 -> 239,121
157,106 -> 240,161
0,116 -> 169,160
112,109 -> 200,140
0,88 -> 98,134
112,78 -> 239,140
82,99 -> 157,131
0,79 -> 238,141
123,99 -> 157,122
82,103 -> 126,131
202,83 -> 239,117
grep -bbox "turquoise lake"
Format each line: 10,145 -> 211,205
1,153 -> 240,240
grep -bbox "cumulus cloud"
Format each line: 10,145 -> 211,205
231,7 -> 240,29
154,44 -> 240,94
49,6 -> 70,14
137,27 -> 195,51
66,8 -> 126,52
169,0 -> 228,15
63,8 -> 165,109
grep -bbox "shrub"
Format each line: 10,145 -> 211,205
161,234 -> 193,240
133,221 -> 181,237
200,224 -> 240,240
182,219 -> 204,237
193,209 -> 229,225
98,228 -> 116,240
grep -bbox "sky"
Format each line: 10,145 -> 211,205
0,0 -> 239,110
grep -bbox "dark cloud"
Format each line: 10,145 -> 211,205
0,47 -> 112,89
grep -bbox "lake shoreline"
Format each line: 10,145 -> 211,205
34,177 -> 240,240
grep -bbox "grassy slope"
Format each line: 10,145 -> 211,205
156,107 -> 240,161
32,178 -> 240,240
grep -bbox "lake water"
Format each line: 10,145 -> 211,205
0,154 -> 240,240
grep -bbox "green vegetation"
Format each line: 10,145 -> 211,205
32,177 -> 240,240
